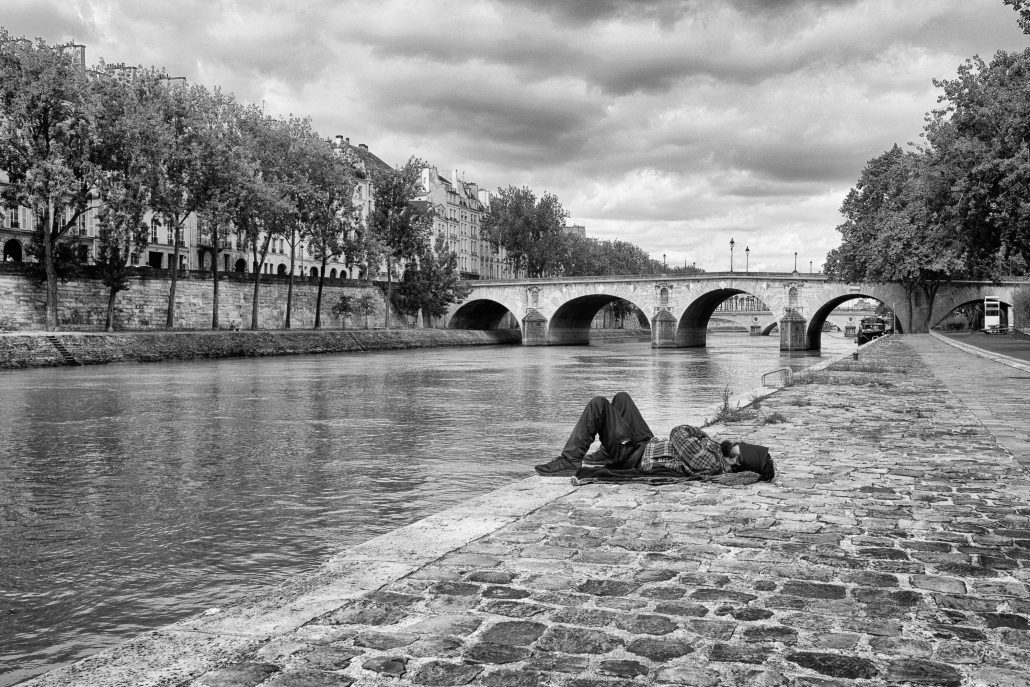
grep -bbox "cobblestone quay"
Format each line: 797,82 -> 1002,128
21,335 -> 1030,686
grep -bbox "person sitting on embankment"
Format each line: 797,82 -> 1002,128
534,392 -> 775,483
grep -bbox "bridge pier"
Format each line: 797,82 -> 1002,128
521,310 -> 548,347
675,326 -> 707,348
780,309 -> 809,351
651,310 -> 678,348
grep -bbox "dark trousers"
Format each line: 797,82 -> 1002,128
560,392 -> 655,469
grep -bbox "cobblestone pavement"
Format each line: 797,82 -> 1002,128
24,336 -> 1030,687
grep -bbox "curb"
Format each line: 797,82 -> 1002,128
928,330 -> 1030,374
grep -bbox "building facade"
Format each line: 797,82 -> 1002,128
419,166 -> 515,280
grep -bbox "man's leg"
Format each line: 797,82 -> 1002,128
610,392 -> 655,444
559,395 -> 643,461
537,395 -> 634,475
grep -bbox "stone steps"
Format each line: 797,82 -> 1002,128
44,336 -> 81,366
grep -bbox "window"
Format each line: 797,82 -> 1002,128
8,207 -> 20,229
151,221 -> 159,244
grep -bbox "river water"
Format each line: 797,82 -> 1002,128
0,333 -> 853,685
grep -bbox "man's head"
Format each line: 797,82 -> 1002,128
723,440 -> 776,482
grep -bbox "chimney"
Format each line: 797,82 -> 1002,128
61,43 -> 86,69
468,182 -> 478,196
72,44 -> 85,68
359,143 -> 368,151
334,135 -> 345,148
452,169 -> 460,186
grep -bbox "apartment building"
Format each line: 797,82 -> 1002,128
419,166 -> 514,280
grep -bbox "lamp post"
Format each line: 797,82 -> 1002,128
794,251 -> 797,272
745,246 -> 750,273
810,260 -> 813,274
730,238 -> 735,272
663,253 -> 667,270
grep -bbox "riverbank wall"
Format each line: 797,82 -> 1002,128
0,263 -> 405,332
21,334 -> 1030,686
0,328 -> 521,369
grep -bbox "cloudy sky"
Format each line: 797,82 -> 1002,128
4,0 -> 1028,273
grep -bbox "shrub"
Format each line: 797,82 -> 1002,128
1014,286 -> 1030,332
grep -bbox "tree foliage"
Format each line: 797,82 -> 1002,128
395,235 -> 472,326
0,31 -> 99,330
368,157 -> 433,327
1013,286 -> 1030,331
482,186 -> 569,278
825,145 -> 966,331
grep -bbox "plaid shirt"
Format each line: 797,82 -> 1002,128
638,425 -> 730,476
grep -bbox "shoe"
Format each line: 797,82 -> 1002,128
534,456 -> 582,476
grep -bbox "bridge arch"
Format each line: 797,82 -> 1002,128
449,298 -> 519,330
549,294 -> 651,345
675,287 -> 765,347
806,294 -> 903,350
933,296 -> 1013,331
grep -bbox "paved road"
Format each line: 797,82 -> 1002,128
919,333 -> 1030,476
23,335 -> 1030,687
940,330 -> 1030,364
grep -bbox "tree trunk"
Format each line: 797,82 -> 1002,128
385,256 -> 392,329
285,231 -> 296,329
921,281 -> 941,332
165,214 -> 182,330
250,235 -> 271,330
211,235 -> 220,330
105,285 -> 117,332
314,251 -> 328,329
43,200 -> 59,331
906,286 -> 914,335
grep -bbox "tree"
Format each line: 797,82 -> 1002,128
230,109 -> 297,330
91,65 -> 169,331
148,82 -> 232,328
368,157 -> 433,328
395,235 -> 472,327
331,294 -> 353,327
303,138 -> 359,329
189,90 -> 245,330
271,117 -> 328,329
355,291 -> 379,329
926,48 -> 1030,274
1004,0 -> 1030,33
1013,286 -> 1030,331
825,146 -> 966,332
482,186 -> 569,277
0,32 -> 99,330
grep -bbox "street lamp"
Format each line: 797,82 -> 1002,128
663,253 -> 667,270
745,246 -> 750,273
730,238 -> 735,272
794,251 -> 798,272
810,260 -> 813,274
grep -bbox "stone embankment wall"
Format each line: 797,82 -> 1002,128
0,264 -> 404,331
0,329 -> 521,369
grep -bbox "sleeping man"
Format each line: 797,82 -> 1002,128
534,392 -> 775,482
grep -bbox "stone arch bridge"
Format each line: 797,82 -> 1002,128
445,272 -> 1026,350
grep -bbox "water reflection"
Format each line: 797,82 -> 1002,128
0,334 -> 852,685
